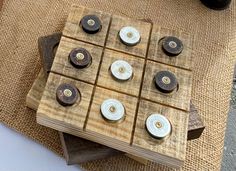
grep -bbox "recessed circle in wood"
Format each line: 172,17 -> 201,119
110,60 -> 133,81
145,114 -> 171,139
80,15 -> 102,34
100,99 -> 125,122
119,26 -> 141,46
162,36 -> 183,56
154,71 -> 178,93
56,83 -> 79,106
69,48 -> 92,68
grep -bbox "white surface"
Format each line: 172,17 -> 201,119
145,114 -> 171,139
0,123 -> 82,171
101,99 -> 125,122
110,60 -> 133,81
119,26 -> 140,46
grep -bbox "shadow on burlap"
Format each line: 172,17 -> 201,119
0,0 -> 236,170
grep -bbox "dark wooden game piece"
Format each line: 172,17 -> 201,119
56,83 -> 79,106
162,36 -> 183,56
154,71 -> 178,93
80,15 -> 102,34
69,48 -> 92,68
38,32 -> 62,77
35,32 -> 204,165
200,0 -> 231,10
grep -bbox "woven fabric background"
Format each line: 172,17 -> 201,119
0,0 -> 236,170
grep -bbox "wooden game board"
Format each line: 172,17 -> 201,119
36,5 -> 194,168
27,32 -> 203,165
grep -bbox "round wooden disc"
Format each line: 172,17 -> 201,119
56,83 -> 79,106
119,26 -> 141,46
80,15 -> 102,34
69,48 -> 92,68
162,36 -> 183,56
145,114 -> 171,139
154,71 -> 178,93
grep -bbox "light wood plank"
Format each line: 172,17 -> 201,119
37,73 -> 93,128
63,4 -> 111,46
86,87 -> 138,143
97,49 -> 145,96
133,99 -> 188,162
106,14 -> 151,58
141,61 -> 192,111
26,69 -> 46,110
51,36 -> 103,84
148,25 -> 194,70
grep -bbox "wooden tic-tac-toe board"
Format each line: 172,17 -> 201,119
36,5 -> 194,168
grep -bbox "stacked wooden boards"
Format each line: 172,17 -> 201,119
27,32 -> 204,165
35,5 -> 195,168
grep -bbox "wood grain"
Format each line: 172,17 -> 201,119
148,25 -> 194,70
97,49 -> 145,96
37,73 -> 93,128
26,71 -> 204,145
51,36 -> 103,84
34,33 -> 149,165
27,31 -> 203,165
36,73 -> 187,167
26,69 -> 46,110
106,14 -> 151,58
63,5 -> 111,46
36,5 -> 195,168
86,87 -> 138,143
141,61 -> 192,111
133,100 -> 188,162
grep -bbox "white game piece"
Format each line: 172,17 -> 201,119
110,60 -> 133,81
145,114 -> 171,139
100,99 -> 125,122
119,26 -> 141,46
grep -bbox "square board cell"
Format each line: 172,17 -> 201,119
148,25 -> 194,70
86,87 -> 138,143
97,49 -> 145,96
63,5 -> 111,46
133,99 -> 188,163
106,14 -> 151,58
51,36 -> 103,84
37,73 -> 94,128
141,61 -> 192,111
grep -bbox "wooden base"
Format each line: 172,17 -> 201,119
35,6 -> 201,167
29,30 -> 204,165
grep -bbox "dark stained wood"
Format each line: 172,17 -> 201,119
188,101 -> 205,140
38,32 -> 62,77
60,129 -> 122,165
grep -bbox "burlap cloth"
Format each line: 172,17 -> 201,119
0,0 -> 236,170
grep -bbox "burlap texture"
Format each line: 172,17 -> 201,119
0,0 -> 236,170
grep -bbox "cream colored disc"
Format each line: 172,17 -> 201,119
119,26 -> 141,46
110,60 -> 133,81
145,114 -> 171,139
100,99 -> 125,122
